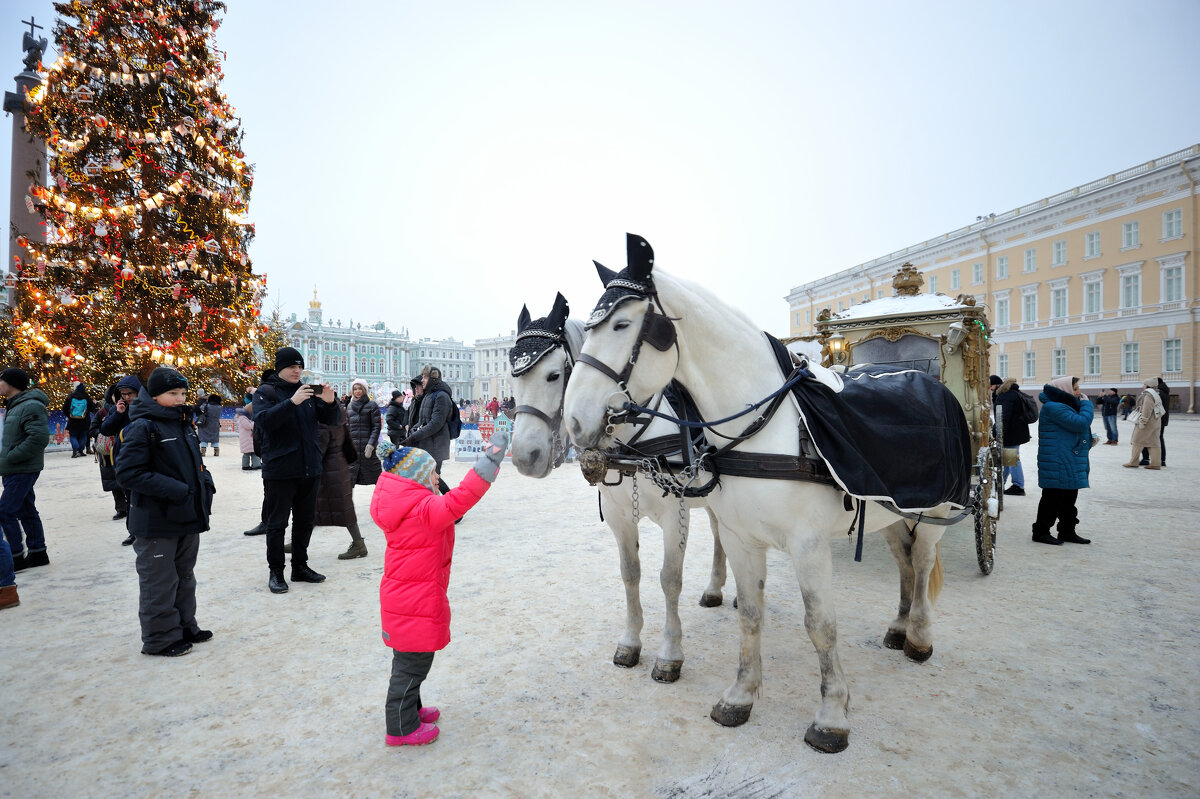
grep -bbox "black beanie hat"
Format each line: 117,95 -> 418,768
147,367 -> 189,397
0,368 -> 30,391
274,346 -> 304,371
989,374 -> 1003,386
391,390 -> 403,400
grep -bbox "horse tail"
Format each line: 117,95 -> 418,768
929,541 -> 943,603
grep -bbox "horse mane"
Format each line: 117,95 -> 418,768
654,271 -> 762,334
564,318 -> 586,362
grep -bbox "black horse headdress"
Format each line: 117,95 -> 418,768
510,292 -> 570,377
586,233 -> 656,329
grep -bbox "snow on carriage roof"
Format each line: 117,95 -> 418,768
830,292 -> 970,321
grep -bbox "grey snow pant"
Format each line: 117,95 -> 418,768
385,650 -> 435,736
132,534 -> 201,653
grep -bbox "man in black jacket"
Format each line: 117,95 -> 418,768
99,375 -> 143,535
252,348 -> 338,594
993,377 -> 1033,496
1100,388 -> 1121,444
384,390 -> 406,446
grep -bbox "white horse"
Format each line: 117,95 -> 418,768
563,236 -> 964,753
508,294 -> 729,683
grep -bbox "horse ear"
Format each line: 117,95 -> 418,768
626,233 -> 654,281
517,304 -> 531,332
594,260 -> 618,286
547,292 -> 569,332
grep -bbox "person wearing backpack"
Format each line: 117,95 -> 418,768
61,383 -> 96,458
115,368 -> 216,656
404,367 -> 455,478
992,377 -> 1035,496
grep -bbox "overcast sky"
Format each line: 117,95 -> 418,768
4,0 -> 1199,344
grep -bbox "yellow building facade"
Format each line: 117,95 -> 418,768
786,145 -> 1200,412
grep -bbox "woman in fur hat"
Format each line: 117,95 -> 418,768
1124,378 -> 1164,470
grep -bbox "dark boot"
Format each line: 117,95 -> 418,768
243,522 -> 267,536
23,550 -> 49,568
12,554 -> 27,572
268,570 -> 289,594
1058,532 -> 1091,544
291,564 -> 326,583
121,534 -> 135,546
338,539 -> 368,560
0,584 -> 18,610
1031,531 -> 1062,546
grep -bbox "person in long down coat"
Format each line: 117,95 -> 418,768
195,394 -> 223,457
346,378 -> 382,486
1032,376 -> 1093,546
316,403 -> 368,559
1125,377 -> 1164,470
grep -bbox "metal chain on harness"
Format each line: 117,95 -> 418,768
630,472 -> 640,525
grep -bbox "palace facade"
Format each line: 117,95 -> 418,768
473,332 -> 516,402
786,144 -> 1199,413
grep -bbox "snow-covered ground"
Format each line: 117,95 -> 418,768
2,415 -> 1198,798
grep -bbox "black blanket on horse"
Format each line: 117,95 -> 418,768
770,340 -> 972,512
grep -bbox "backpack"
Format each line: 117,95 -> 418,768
69,397 -> 88,418
442,392 -> 462,440
1017,391 -> 1039,424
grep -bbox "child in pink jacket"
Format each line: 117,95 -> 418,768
369,431 -> 509,747
234,403 -> 259,470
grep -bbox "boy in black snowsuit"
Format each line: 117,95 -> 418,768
115,368 -> 216,657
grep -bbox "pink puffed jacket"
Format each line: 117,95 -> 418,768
369,468 -> 489,652
234,410 -> 255,455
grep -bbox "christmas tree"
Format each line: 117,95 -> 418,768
8,0 -> 264,401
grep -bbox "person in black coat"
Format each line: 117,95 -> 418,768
384,390 -> 406,446
115,368 -> 216,657
100,375 -> 144,541
91,383 -> 130,524
61,382 -> 96,457
993,377 -> 1033,496
346,378 -> 382,486
251,348 -> 338,594
1099,388 -> 1121,444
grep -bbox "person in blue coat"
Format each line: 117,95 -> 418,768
1032,376 -> 1094,546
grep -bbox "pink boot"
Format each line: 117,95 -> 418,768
419,706 -> 441,724
386,722 -> 439,747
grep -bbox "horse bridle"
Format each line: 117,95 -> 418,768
576,296 -> 679,428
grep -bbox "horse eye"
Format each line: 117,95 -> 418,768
613,320 -> 631,331
547,372 -> 560,383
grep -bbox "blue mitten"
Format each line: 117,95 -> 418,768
472,432 -> 509,483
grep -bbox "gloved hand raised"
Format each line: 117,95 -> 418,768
472,432 -> 509,483
364,444 -> 375,460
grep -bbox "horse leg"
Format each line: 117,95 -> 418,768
698,507 -> 728,608
602,492 -> 644,668
879,521 -> 915,651
792,539 -> 852,753
650,504 -> 687,683
710,536 -> 766,728
902,525 -> 943,663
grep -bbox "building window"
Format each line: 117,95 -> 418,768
1052,348 -> 1066,378
1120,273 -> 1141,309
1022,351 -> 1036,380
1051,286 -> 1067,319
1163,265 -> 1183,303
997,353 -> 1009,379
837,301 -> 844,312
996,256 -> 1009,279
929,275 -> 938,293
1121,342 -> 1139,374
1021,292 -> 1037,324
1023,248 -> 1037,273
1084,346 -> 1101,376
804,309 -> 811,325
950,269 -> 960,290
1084,279 -> 1102,314
1052,240 -> 1066,266
1121,221 -> 1140,250
323,356 -> 330,370
1163,208 -> 1183,240
876,290 -> 884,299
972,262 -> 983,285
995,297 -> 1010,327
1085,232 -> 1101,259
1164,339 -> 1182,373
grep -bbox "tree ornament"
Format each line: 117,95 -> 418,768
188,297 -> 203,315
94,222 -> 108,237
62,345 -> 76,359
120,265 -> 135,280
172,282 -> 182,299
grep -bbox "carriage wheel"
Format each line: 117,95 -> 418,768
974,449 -> 998,575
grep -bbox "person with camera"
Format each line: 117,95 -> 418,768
252,348 -> 339,595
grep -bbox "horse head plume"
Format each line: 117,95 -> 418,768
510,292 -> 572,377
586,233 -> 658,329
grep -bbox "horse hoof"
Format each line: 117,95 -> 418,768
903,640 -> 933,663
804,723 -> 849,753
613,645 -> 641,668
882,630 -> 907,650
698,593 -> 723,608
710,700 -> 752,727
651,660 -> 682,683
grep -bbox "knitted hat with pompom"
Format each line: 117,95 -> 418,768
376,440 -> 439,493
